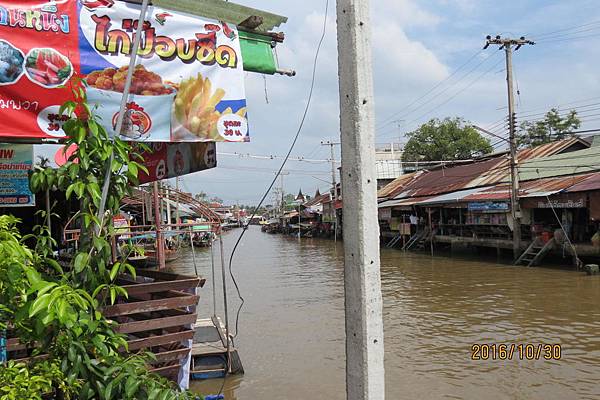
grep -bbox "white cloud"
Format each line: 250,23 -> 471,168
183,1 -> 454,202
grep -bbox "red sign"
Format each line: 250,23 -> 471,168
0,0 -> 79,140
138,142 -> 216,183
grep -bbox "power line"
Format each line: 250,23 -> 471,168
397,56 -> 505,133
223,1 -> 330,391
376,49 -> 485,130
217,151 -> 338,164
377,51 -> 501,132
532,21 -> 600,40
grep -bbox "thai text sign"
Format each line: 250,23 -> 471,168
468,202 -> 509,212
0,143 -> 34,206
536,199 -> 585,209
0,0 -> 248,142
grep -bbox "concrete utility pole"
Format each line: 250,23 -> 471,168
484,35 -> 534,258
336,1 -> 385,399
321,140 -> 340,241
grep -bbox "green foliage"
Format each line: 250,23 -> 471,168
517,108 -> 581,148
0,215 -> 33,331
2,79 -> 202,399
0,359 -> 77,400
402,117 -> 493,162
29,78 -> 147,291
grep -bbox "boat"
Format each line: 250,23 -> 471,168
192,231 -> 215,247
190,317 -> 244,380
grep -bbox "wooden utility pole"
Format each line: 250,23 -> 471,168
336,1 -> 385,399
484,35 -> 534,258
321,140 -> 340,241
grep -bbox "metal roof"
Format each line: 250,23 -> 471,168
378,138 -> 592,201
394,158 -> 501,198
462,173 -> 599,202
153,0 -> 288,32
517,146 -> 600,182
565,172 -> 600,192
416,187 -> 492,205
378,196 -> 435,209
303,193 -> 330,207
377,171 -> 422,199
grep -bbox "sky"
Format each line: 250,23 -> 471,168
179,0 -> 600,205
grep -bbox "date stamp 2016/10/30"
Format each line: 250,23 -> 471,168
471,344 -> 562,360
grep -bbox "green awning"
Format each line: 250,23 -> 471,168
239,31 -> 277,75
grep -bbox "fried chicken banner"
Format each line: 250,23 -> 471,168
0,0 -> 249,143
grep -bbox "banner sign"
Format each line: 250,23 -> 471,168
33,141 -> 216,183
0,0 -> 248,143
468,202 -> 509,212
0,143 -> 34,206
137,142 -> 216,183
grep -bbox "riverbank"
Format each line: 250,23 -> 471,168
171,226 -> 600,400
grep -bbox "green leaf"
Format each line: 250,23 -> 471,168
109,262 -> 121,281
110,286 -> 116,305
77,126 -> 86,142
125,375 -> 140,397
74,252 -> 90,273
66,183 -> 75,199
89,120 -> 99,136
29,293 -> 51,317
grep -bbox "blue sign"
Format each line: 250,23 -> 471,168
0,144 -> 34,207
468,201 -> 509,212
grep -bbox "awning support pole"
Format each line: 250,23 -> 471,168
96,0 -> 149,233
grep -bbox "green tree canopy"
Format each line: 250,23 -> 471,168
517,108 -> 581,148
402,117 -> 493,162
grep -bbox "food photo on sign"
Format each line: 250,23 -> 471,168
0,0 -> 250,143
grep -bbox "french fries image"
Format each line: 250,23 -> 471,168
174,73 -> 223,139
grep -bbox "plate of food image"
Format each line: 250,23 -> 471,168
25,48 -> 72,88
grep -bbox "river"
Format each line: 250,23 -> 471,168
169,226 -> 600,400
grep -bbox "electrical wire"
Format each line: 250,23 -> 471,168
377,51 -> 500,133
532,20 -> 600,40
376,49 -> 485,130
221,2 -> 330,394
398,56 -> 505,132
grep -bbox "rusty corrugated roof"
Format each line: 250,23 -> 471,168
380,138 -> 590,201
377,171 -> 422,199
462,173 -> 599,201
565,172 -> 600,192
395,158 -> 501,198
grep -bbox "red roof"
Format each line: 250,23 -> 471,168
566,173 -> 600,193
462,173 -> 599,201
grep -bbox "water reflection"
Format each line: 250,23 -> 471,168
170,227 -> 600,400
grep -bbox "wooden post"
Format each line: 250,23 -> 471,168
153,181 -> 165,269
336,0 -> 385,398
428,208 -> 434,257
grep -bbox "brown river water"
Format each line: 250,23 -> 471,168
169,226 -> 600,400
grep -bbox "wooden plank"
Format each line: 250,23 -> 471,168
152,347 -> 190,363
137,270 -> 197,282
115,313 -> 197,334
150,364 -> 181,379
6,338 -> 26,351
127,330 -> 194,351
191,342 -> 228,357
102,295 -> 199,317
120,278 -> 201,296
